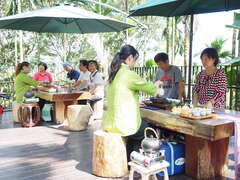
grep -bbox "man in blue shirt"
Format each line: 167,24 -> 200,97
63,61 -> 80,81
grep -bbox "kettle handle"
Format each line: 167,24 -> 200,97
144,127 -> 159,139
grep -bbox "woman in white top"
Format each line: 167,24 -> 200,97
87,60 -> 105,119
88,60 -> 105,98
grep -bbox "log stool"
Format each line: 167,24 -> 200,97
92,130 -> 128,177
18,103 -> 40,127
66,105 -> 91,131
128,160 -> 169,180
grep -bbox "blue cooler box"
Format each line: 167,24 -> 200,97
158,141 -> 185,176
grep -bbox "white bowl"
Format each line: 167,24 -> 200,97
200,109 -> 207,116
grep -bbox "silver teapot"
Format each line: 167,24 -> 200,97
24,91 -> 35,98
141,127 -> 162,154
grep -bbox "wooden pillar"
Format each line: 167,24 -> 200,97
185,135 -> 229,179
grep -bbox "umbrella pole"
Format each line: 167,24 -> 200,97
187,14 -> 194,100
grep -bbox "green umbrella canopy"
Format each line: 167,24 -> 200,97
220,57 -> 240,66
130,0 -> 240,17
0,3 -> 133,34
226,12 -> 240,29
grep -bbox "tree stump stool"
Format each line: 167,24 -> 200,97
92,130 -> 128,178
18,103 -> 40,127
66,105 -> 91,131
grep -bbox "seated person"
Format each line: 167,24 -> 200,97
87,60 -> 105,120
154,52 -> 185,100
33,62 -> 53,115
33,62 -> 53,86
74,59 -> 90,91
15,62 -> 40,103
63,61 -> 80,82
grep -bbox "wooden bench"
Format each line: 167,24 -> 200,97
140,108 -> 235,180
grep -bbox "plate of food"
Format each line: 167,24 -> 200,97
173,106 -> 216,120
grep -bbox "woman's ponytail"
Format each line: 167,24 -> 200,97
15,63 -> 22,76
108,45 -> 139,83
108,52 -> 124,83
15,62 -> 30,76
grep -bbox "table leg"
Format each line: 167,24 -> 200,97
53,101 -> 77,124
185,135 -> 229,179
53,101 -> 65,124
63,101 -> 77,120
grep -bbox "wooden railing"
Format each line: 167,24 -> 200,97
1,65 -> 240,110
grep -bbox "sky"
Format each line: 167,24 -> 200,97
192,10 -> 237,64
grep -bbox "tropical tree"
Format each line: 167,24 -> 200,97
206,37 -> 232,60
162,16 -> 185,64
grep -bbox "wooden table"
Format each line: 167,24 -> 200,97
140,108 -> 235,180
36,90 -> 91,124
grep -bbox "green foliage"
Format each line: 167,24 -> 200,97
224,66 -> 240,86
206,37 -> 232,59
79,0 -> 112,16
145,59 -> 156,67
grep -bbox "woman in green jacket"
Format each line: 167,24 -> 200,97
102,45 -> 160,161
15,62 -> 40,103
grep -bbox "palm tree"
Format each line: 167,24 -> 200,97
206,37 -> 232,60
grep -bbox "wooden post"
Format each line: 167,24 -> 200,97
185,135 -> 229,179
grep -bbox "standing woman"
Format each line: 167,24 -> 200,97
33,62 -> 53,85
102,45 -> 160,160
193,48 -> 227,109
15,62 -> 40,103
88,60 -> 105,119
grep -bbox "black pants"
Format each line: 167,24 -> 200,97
38,98 -> 45,111
126,120 -> 149,162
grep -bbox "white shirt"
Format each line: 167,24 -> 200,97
78,70 -> 90,89
89,71 -> 105,98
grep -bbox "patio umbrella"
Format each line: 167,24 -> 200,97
0,3 -> 133,34
220,57 -> 240,66
129,0 -> 240,99
226,12 -> 240,29
130,0 -> 240,17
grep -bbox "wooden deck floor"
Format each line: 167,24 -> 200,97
0,111 -> 235,180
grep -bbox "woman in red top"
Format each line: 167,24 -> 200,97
33,62 -> 53,85
193,48 -> 227,109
